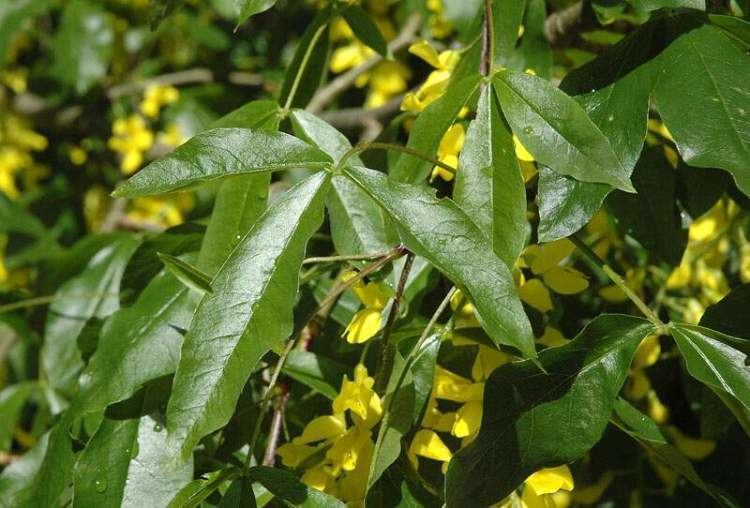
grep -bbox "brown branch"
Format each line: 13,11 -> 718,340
106,68 -> 214,100
262,385 -> 289,466
543,1 -> 595,47
318,93 -> 404,130
306,13 -> 421,114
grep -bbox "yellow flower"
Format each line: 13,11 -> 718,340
332,364 -> 383,428
401,40 -> 460,113
330,41 -> 374,74
276,442 -> 317,468
68,145 -> 88,166
523,465 -> 575,508
108,115 -> 154,175
157,122 -> 187,148
571,472 -> 614,505
0,237 -> 8,284
125,194 -> 193,229
665,426 -> 715,460
343,272 -> 389,344
537,326 -> 569,348
625,335 -> 660,400
647,390 -> 669,424
519,239 -> 588,313
139,84 -> 179,119
1,68 -> 28,94
292,414 -> 347,445
430,124 -> 464,182
407,429 -> 452,470
364,60 -> 411,109
426,0 -> 453,38
741,244 -> 750,283
326,424 -> 372,474
514,135 -> 535,162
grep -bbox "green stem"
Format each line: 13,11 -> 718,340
302,249 -> 396,265
570,235 -> 666,328
337,142 -> 457,177
283,23 -> 328,112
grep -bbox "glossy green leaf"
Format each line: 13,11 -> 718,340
709,14 -> 750,50
166,172 -> 330,459
607,148 -> 687,265
236,0 -> 276,27
51,0 -> 113,94
446,315 -> 655,506
341,5 -> 388,56
282,350 -> 348,400
0,382 -> 37,452
455,85 -> 526,270
291,109 -> 391,256
670,324 -> 750,417
279,9 -> 331,109
493,0 -> 526,64
167,468 -> 241,508
219,477 -> 257,508
628,0 -> 705,9
248,466 -> 346,507
503,0 -> 551,77
41,234 -> 139,398
0,0 -> 51,65
73,416 -> 192,508
197,100 -> 280,274
390,74 -> 482,183
0,431 -> 52,505
653,25 -> 750,197
494,69 -> 635,191
700,284 -> 750,340
343,165 -> 535,359
112,129 -> 330,198
158,252 -> 213,294
72,270 -> 197,418
612,398 -> 737,508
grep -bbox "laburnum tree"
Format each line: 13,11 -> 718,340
1,0 -> 750,507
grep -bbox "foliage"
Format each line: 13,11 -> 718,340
1,0 -> 750,507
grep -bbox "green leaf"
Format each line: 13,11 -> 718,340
493,0 -> 526,64
494,69 -> 635,191
700,284 -> 750,340
248,466 -> 346,507
41,234 -> 139,398
0,431 -> 53,505
166,172 -> 330,459
536,167 -> 611,243
236,0 -> 276,27
120,224 -> 204,305
653,25 -> 750,197
167,468 -> 242,508
73,416 -> 192,508
7,424 -> 76,508
676,162 -> 731,219
709,14 -> 750,50
72,270 -> 197,418
368,350 -> 415,489
455,85 -> 526,270
279,9 -> 331,110
446,314 -> 655,506
607,148 -> 687,265
612,398 -> 738,508
390,74 -> 482,183
219,477 -> 257,508
0,382 -> 37,452
51,0 -> 113,94
503,0 -> 551,77
148,0 -> 185,29
291,109 -> 391,256
197,100 -> 280,275
343,165 -> 535,359
627,0 -> 705,10
670,324 -> 750,420
282,350 -> 349,400
0,0 -> 51,65
158,253 -> 213,294
341,5 -> 388,57
112,129 -> 330,198
0,192 -> 47,237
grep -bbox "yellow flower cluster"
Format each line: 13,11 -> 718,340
425,0 -> 453,39
277,364 -> 382,505
401,40 -> 460,114
342,271 -> 390,344
0,109 -> 48,199
665,200 -> 739,323
431,124 -> 464,182
108,84 -> 182,175
329,15 -> 410,109
125,194 -> 195,229
517,239 -> 589,314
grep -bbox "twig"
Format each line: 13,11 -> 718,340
262,385 -> 289,466
570,235 -> 667,328
99,198 -> 127,232
302,249 -> 396,265
319,93 -> 405,129
338,141 -> 457,176
374,252 -> 415,392
543,1 -> 594,47
481,0 -> 494,76
306,13 -> 421,114
106,68 -> 214,99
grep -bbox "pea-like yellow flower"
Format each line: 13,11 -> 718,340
426,0 -> 453,39
333,364 -> 383,428
522,465 -> 575,508
125,194 -> 193,229
518,239 -> 588,313
407,429 -> 452,471
342,272 -> 389,344
665,426 -> 716,461
108,115 -> 154,175
401,40 -> 460,113
139,84 -> 179,119
431,124 -> 464,182
68,145 -> 88,166
624,335 -> 661,400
